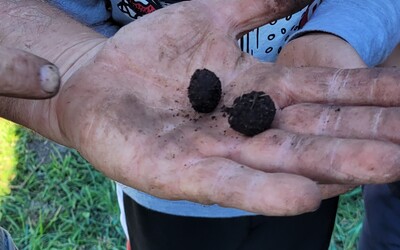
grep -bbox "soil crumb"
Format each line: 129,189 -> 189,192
225,91 -> 276,136
188,69 -> 222,113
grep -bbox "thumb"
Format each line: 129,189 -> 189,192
202,0 -> 313,37
0,47 -> 60,99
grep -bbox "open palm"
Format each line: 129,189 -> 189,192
47,0 -> 400,215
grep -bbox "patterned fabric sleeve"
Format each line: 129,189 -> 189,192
239,0 -> 322,62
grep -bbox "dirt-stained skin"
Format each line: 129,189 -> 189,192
6,0 -> 400,218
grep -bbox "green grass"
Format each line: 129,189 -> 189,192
329,187 -> 365,250
0,118 -> 124,249
0,118 -> 365,249
0,119 -> 18,196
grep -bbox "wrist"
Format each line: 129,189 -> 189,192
54,38 -> 107,84
0,0 -> 108,147
0,0 -> 107,81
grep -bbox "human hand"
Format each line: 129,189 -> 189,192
276,33 -> 368,195
0,47 -> 59,98
275,33 -> 397,154
5,0 -> 400,216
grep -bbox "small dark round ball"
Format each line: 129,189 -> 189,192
227,91 -> 276,136
188,69 -> 222,113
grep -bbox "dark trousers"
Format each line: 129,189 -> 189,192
359,183 -> 400,250
123,194 -> 338,250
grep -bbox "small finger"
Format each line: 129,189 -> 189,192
174,157 -> 322,216
0,47 -> 60,98
319,184 -> 356,199
275,104 -> 400,143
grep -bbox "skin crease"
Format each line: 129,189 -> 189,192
2,0 -> 400,216
276,33 -> 374,194
276,37 -> 400,196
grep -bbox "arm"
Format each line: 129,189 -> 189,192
2,0 -> 400,216
288,0 -> 400,67
0,0 -> 106,142
277,33 -> 367,68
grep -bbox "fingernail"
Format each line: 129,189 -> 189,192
40,64 -> 60,93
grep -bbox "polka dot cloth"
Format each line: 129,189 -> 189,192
112,0 -> 322,60
240,0 -> 323,62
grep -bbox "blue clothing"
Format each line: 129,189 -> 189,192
50,0 -> 400,66
48,0 -> 120,37
50,0 -> 400,218
292,0 -> 400,67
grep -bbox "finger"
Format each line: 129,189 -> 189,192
275,104 -> 400,143
284,67 -> 400,106
0,47 -> 60,99
319,184 -> 356,199
203,0 -> 313,37
173,157 -> 322,216
227,65 -> 400,108
213,129 -> 400,184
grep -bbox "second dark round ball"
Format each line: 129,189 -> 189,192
226,91 -> 276,136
